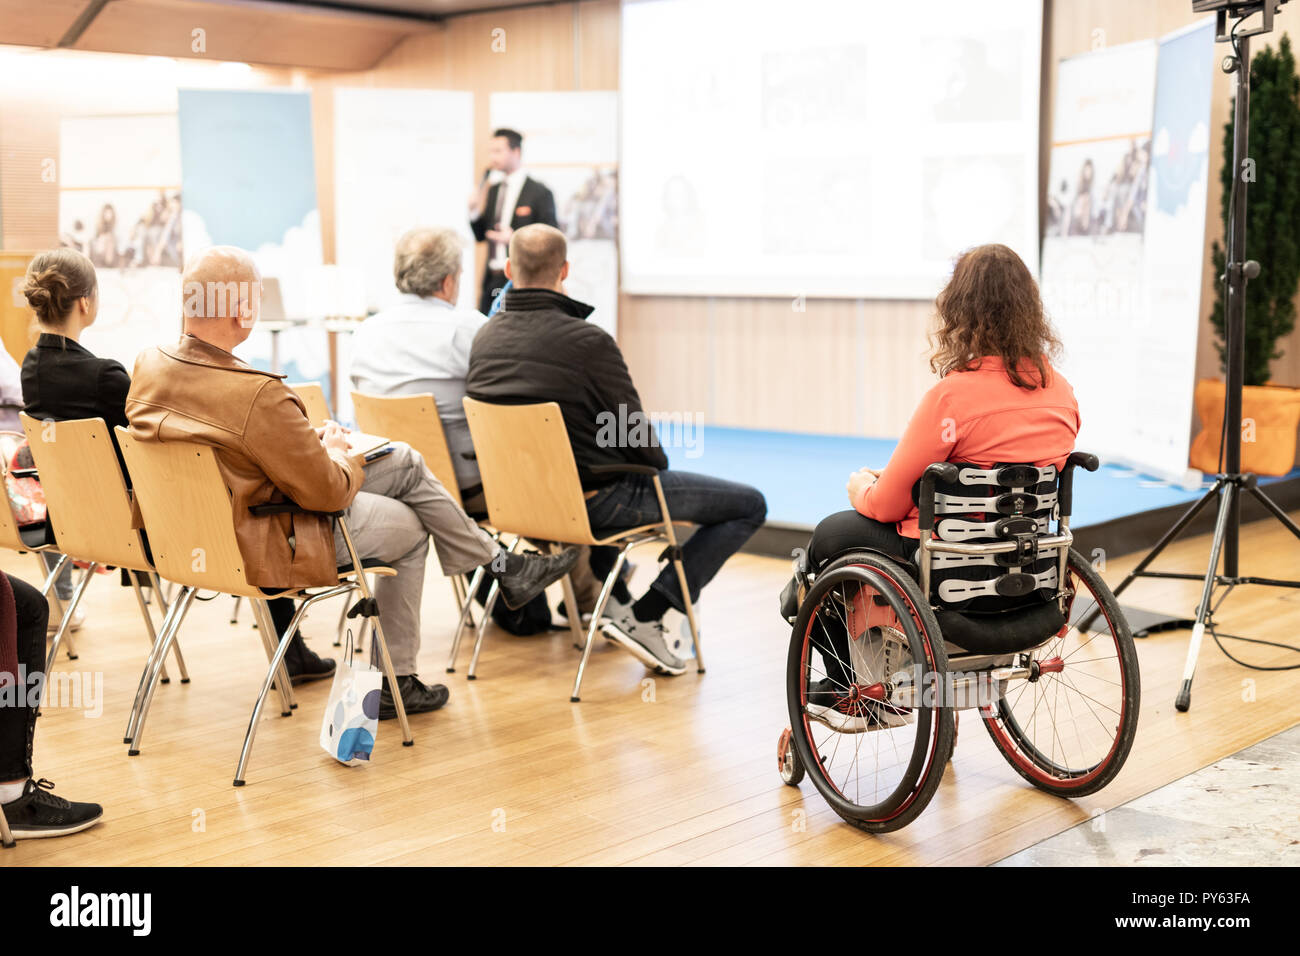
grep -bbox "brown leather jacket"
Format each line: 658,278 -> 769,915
126,334 -> 364,589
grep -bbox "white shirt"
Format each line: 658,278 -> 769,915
488,167 -> 529,269
349,293 -> 489,489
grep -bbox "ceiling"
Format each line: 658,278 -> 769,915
0,0 -> 560,72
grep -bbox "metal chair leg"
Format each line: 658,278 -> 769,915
555,555 -> 586,652
229,595 -> 242,625
571,544 -> 633,702
251,599 -> 296,717
36,552 -> 68,615
147,572 -> 188,680
128,585 -> 198,755
124,584 -> 189,744
130,572 -> 171,685
333,593 -> 349,646
446,565 -> 485,673
466,537 -> 520,680
43,561 -> 96,677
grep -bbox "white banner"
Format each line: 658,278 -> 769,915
333,88 -> 476,314
1041,25 -> 1213,483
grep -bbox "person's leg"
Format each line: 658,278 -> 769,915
356,443 -> 496,576
1,574 -> 46,788
266,597 -> 334,683
42,551 -> 74,603
585,471 -> 765,673
587,470 -> 767,616
807,510 -> 916,568
1,573 -> 102,836
334,491 -> 430,678
803,511 -> 916,691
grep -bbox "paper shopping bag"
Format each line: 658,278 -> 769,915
319,655 -> 382,766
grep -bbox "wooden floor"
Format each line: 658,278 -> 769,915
3,513 -> 1299,867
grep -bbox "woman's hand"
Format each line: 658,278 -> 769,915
846,467 -> 881,508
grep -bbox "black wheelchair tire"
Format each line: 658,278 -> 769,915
785,551 -> 956,834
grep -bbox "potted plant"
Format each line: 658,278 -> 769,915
1191,35 -> 1300,477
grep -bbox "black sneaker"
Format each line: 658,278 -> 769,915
1,778 -> 103,839
495,548 -> 580,610
806,678 -> 911,733
378,675 -> 450,720
284,635 -> 336,686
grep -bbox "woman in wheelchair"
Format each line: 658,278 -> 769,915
778,244 -> 1139,833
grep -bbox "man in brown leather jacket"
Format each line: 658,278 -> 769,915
126,246 -> 577,717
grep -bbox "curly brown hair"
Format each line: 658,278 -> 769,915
930,243 -> 1061,390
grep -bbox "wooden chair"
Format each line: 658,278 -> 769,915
461,397 -> 703,700
0,431 -> 86,661
351,390 -> 485,663
19,414 -> 189,692
115,428 -> 414,786
288,381 -> 332,429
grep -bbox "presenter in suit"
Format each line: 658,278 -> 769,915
468,128 -> 558,314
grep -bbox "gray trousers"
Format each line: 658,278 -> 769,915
333,442 -> 497,675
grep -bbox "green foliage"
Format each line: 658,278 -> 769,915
1209,34 -> 1300,386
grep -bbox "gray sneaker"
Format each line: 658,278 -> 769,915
601,611 -> 687,676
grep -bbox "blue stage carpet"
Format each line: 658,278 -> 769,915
664,426 -> 1300,530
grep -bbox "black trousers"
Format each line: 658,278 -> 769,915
1,574 -> 48,781
806,512 -> 916,687
807,510 -> 916,568
479,268 -> 507,315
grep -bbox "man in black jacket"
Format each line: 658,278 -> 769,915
466,225 -> 767,675
468,128 -> 558,314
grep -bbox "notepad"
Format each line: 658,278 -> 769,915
345,432 -> 390,457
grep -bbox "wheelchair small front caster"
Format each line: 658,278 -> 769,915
778,727 -> 804,786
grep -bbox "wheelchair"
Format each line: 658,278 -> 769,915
775,453 -> 1140,833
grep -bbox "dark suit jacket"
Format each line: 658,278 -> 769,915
22,333 -> 131,436
470,176 -> 558,242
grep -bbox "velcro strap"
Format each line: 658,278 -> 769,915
936,515 -> 1049,541
937,567 -> 1058,602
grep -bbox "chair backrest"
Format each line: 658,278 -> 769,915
288,381 -> 332,429
462,397 -> 596,544
19,413 -> 149,571
921,461 -> 1062,613
351,391 -> 463,507
115,428 -> 263,597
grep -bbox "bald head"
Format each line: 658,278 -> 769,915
182,246 -> 261,324
506,224 -> 568,291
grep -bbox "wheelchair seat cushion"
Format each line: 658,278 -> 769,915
936,601 -> 1066,655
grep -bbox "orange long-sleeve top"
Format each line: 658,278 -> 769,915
858,356 -> 1081,537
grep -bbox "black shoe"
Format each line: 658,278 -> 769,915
284,634 -> 336,685
1,778 -> 103,840
495,548 -> 580,610
378,674 -> 450,720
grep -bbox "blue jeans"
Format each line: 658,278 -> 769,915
585,470 -> 766,612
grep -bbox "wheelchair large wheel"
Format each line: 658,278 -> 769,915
981,547 -> 1140,798
786,551 -> 955,834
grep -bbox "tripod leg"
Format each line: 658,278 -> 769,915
1245,484 -> 1300,541
1177,484 -> 1235,713
1112,481 -> 1222,600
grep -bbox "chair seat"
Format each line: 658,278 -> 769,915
334,558 -> 397,578
258,559 -> 397,597
935,601 -> 1066,655
589,521 -> 692,547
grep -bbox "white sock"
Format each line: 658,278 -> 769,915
0,780 -> 27,804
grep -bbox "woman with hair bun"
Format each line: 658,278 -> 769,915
19,249 -> 120,633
